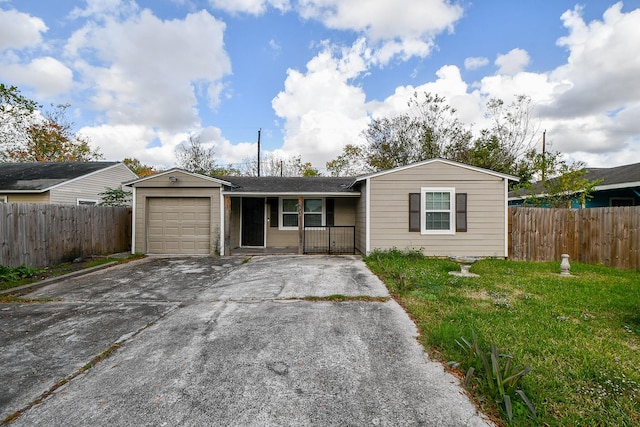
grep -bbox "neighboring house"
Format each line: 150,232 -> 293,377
129,159 -> 517,258
0,162 -> 138,205
509,161 -> 640,208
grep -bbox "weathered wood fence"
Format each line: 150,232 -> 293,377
1,203 -> 132,268
509,206 -> 640,270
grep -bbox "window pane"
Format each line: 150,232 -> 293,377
426,192 -> 450,210
305,213 -> 322,226
282,199 -> 298,213
304,199 -> 322,213
426,212 -> 450,230
283,213 -> 298,227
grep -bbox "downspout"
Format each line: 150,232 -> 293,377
219,190 -> 225,256
365,178 -> 371,255
131,186 -> 136,254
504,178 -> 509,259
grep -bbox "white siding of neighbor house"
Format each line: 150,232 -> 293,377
132,171 -> 222,254
49,163 -> 138,205
367,162 -> 507,257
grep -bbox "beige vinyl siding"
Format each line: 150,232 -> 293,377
49,163 -> 137,205
134,170 -> 219,188
2,193 -> 51,204
368,162 -> 506,257
355,181 -> 367,254
230,197 -> 241,249
133,186 -> 221,254
263,197 -> 357,248
333,198 -> 357,225
266,227 -> 299,248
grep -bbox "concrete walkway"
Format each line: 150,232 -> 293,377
1,255 -> 491,426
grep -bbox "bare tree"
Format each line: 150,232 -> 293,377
175,134 -> 216,175
239,153 -> 319,177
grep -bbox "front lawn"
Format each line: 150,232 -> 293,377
365,250 -> 640,426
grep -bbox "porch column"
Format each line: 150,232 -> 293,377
224,195 -> 231,256
298,195 -> 304,255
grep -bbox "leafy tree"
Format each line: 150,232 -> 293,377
520,151 -> 602,208
210,165 -> 242,176
327,92 -> 540,182
175,134 -> 217,175
4,104 -> 102,162
0,83 -> 40,150
299,161 -> 320,177
123,157 -> 158,177
326,144 -> 368,176
99,187 -> 132,207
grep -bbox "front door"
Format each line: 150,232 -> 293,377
241,198 -> 265,246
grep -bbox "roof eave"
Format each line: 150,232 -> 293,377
354,158 -> 519,182
221,191 -> 361,197
126,168 -> 233,186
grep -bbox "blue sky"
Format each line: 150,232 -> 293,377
1,0 -> 639,172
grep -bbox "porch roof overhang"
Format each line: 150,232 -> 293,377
221,191 -> 360,197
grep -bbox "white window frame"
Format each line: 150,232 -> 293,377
278,197 -> 325,230
77,198 -> 98,206
421,187 -> 455,235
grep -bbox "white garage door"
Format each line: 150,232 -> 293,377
147,197 -> 211,254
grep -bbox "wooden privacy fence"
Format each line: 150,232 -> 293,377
1,203 -> 132,268
509,206 -> 640,270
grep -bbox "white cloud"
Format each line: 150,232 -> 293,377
0,57 -> 73,98
66,9 -> 232,130
547,3 -> 640,117
298,0 -> 462,64
209,0 -> 462,64
495,48 -> 530,75
208,0 -> 290,15
464,56 -> 489,71
272,43 -> 370,166
69,0 -> 139,20
0,8 -> 47,51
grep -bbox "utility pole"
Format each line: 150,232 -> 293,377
257,128 -> 261,177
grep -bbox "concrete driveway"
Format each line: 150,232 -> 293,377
1,255 -> 490,426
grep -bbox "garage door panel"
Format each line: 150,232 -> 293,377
147,197 -> 211,254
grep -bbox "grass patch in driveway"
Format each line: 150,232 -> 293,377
302,294 -> 389,302
365,249 -> 640,426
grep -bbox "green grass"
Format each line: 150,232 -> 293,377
365,249 -> 640,426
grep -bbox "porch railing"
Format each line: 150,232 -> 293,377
303,225 -> 356,255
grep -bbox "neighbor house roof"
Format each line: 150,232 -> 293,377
0,161 -> 125,193
509,161 -> 640,200
582,162 -> 640,190
221,176 -> 359,196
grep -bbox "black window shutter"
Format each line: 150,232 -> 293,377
456,193 -> 467,232
326,198 -> 335,226
268,198 -> 278,228
409,193 -> 420,232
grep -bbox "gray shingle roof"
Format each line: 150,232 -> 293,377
583,162 -> 640,187
0,162 -> 121,191
509,161 -> 640,198
220,176 -> 358,194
